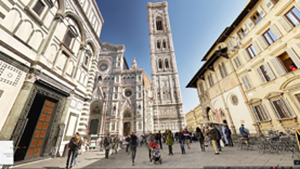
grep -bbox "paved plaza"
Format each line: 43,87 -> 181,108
12,141 -> 299,169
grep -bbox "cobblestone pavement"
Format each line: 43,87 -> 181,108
12,142 -> 297,169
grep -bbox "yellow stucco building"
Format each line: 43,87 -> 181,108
185,104 -> 204,132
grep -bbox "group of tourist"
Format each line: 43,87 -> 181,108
64,124 -> 249,168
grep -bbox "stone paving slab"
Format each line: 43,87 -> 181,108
10,142 -> 300,168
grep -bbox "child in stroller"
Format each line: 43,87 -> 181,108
149,142 -> 162,164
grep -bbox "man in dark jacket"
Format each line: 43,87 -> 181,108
214,126 -> 222,151
104,133 -> 112,159
207,125 -> 219,155
130,132 -> 138,166
225,125 -> 233,147
178,129 -> 186,154
157,131 -> 163,149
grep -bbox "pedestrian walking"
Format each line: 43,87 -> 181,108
207,125 -> 219,155
239,124 -> 249,147
125,135 -> 130,155
167,129 -> 173,155
130,132 -> 138,166
66,132 -> 82,168
178,129 -> 185,154
104,134 -> 112,159
214,126 -> 222,151
184,129 -> 191,149
158,131 -> 163,149
147,133 -> 155,161
196,127 -> 205,152
225,125 -> 233,147
112,135 -> 119,154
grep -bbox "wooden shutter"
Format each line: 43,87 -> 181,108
282,98 -> 295,117
244,75 -> 252,89
247,18 -> 255,30
242,49 -> 251,62
257,6 -> 266,18
264,62 -> 276,80
253,41 -> 262,54
270,57 -> 286,76
241,76 -> 249,90
261,104 -> 270,120
236,56 -> 242,67
263,0 -> 274,9
286,48 -> 300,68
270,24 -> 282,39
234,33 -> 240,42
250,106 -> 260,122
270,101 -> 280,119
242,24 -> 249,34
233,57 -> 239,68
256,67 -> 267,83
227,40 -> 234,51
278,16 -> 292,32
257,35 -> 269,49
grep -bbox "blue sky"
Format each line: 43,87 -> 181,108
96,0 -> 249,114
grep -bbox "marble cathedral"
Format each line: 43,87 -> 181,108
88,1 -> 186,137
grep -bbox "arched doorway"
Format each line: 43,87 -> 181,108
122,109 -> 133,136
89,101 -> 103,135
206,107 -> 216,122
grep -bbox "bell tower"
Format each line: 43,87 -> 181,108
147,1 -> 185,132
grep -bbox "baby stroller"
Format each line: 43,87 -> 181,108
149,142 -> 162,164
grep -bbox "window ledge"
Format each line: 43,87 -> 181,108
24,6 -> 43,26
257,119 -> 272,124
277,116 -> 297,122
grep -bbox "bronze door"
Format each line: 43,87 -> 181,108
26,100 -> 55,158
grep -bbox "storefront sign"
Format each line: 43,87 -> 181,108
0,141 -> 14,166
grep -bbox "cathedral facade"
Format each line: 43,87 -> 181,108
88,1 -> 186,137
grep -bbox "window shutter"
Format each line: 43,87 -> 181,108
256,67 -> 267,83
257,6 -> 266,18
257,35 -> 269,49
270,101 -> 280,119
261,104 -> 270,120
270,24 -> 282,39
270,58 -> 286,76
236,56 -> 242,67
233,58 -> 239,68
282,98 -> 295,117
241,76 -> 249,90
264,62 -> 276,81
234,33 -> 240,42
263,0 -> 274,9
245,75 -> 252,89
247,18 -> 255,30
242,49 -> 251,62
250,106 -> 260,122
253,41 -> 262,54
278,16 -> 292,33
227,40 -> 234,51
242,24 -> 249,34
286,48 -> 300,68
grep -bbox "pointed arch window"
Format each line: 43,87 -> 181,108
163,40 -> 167,48
165,59 -> 169,68
64,25 -> 78,48
157,40 -> 161,49
158,59 -> 162,69
156,17 -> 163,30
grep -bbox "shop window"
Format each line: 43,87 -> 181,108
263,29 -> 277,45
33,0 -> 45,16
285,7 -> 300,27
251,11 -> 263,24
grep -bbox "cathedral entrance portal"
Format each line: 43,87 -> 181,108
122,109 -> 133,137
123,122 -> 131,136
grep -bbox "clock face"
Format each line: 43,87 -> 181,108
99,64 -> 108,71
125,90 -> 132,97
